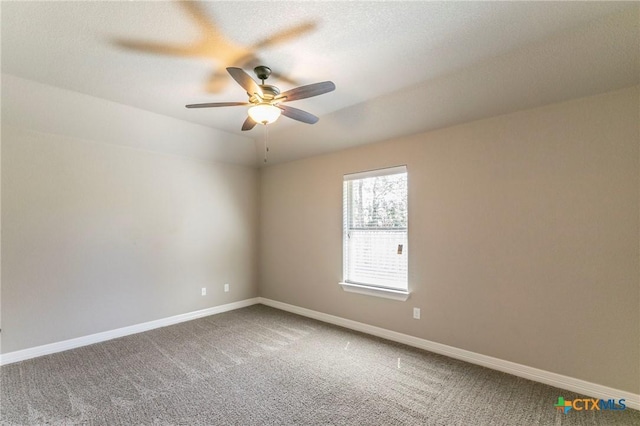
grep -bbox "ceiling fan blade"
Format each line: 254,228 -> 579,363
269,69 -> 299,86
179,1 -> 221,38
226,67 -> 263,97
276,81 -> 335,102
185,102 -> 248,108
253,22 -> 316,49
112,39 -> 197,57
278,105 -> 319,124
241,116 -> 257,131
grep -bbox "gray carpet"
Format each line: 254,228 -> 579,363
1,305 -> 638,425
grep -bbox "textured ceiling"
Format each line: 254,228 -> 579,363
2,1 -> 639,165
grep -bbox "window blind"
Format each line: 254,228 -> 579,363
343,165 -> 408,291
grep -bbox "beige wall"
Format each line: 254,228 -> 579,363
1,125 -> 259,353
259,86 -> 640,393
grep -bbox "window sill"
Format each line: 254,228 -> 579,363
339,282 -> 410,301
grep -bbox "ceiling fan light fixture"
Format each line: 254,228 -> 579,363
248,103 -> 281,125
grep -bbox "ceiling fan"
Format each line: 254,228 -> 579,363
186,66 -> 335,131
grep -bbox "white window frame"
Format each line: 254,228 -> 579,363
339,165 -> 409,301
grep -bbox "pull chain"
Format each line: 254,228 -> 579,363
263,123 -> 270,163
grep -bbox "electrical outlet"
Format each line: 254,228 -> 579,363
224,283 -> 229,292
413,307 -> 420,320
201,287 -> 207,296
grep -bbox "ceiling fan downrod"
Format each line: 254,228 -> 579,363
254,65 -> 272,85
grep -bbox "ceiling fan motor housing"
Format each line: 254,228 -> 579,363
259,85 -> 280,100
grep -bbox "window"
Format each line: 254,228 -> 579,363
341,166 -> 408,300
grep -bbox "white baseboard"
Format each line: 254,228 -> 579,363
258,297 -> 639,411
0,298 -> 260,366
2,296 -> 637,411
